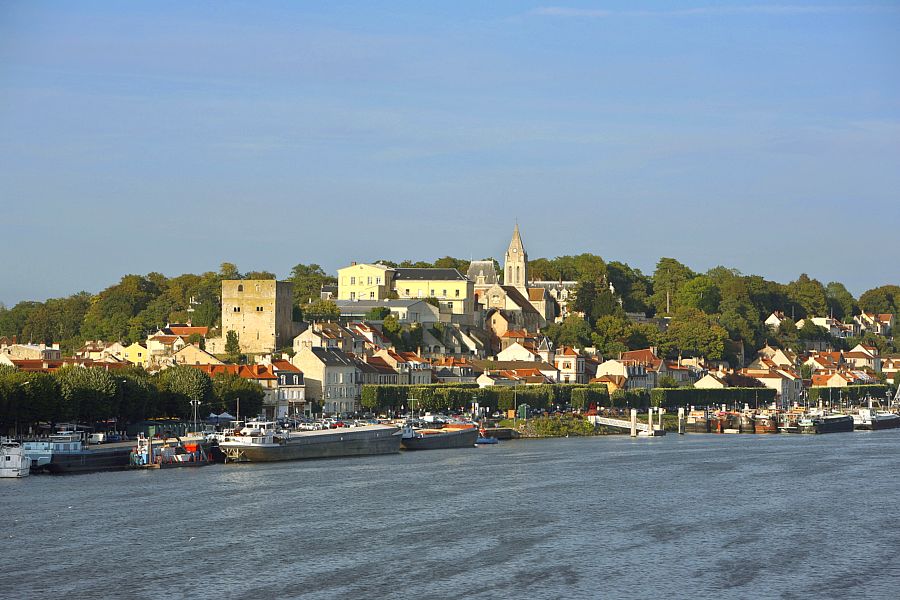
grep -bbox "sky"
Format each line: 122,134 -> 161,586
1,0 -> 899,306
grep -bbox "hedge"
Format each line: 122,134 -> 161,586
649,387 -> 776,409
807,384 -> 888,404
359,383 -> 610,413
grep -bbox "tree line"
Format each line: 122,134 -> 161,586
0,364 -> 264,434
2,254 -> 897,363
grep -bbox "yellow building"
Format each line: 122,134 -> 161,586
338,263 -> 474,322
337,263 -> 395,301
123,342 -> 149,368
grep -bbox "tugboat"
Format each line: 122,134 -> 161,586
130,434 -> 209,469
753,412 -> 779,434
1,438 -> 31,478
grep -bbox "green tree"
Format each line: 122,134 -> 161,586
826,282 -> 856,321
211,372 -> 265,417
675,275 -> 721,314
786,274 -> 828,318
365,307 -> 390,320
225,330 -> 242,363
219,262 -> 241,280
661,308 -> 728,360
606,261 -> 651,314
55,366 -> 117,423
858,285 -> 900,315
657,375 -> 678,389
548,315 -> 592,348
650,258 -> 695,316
288,263 -> 337,306
303,299 -> 341,322
156,366 -> 213,418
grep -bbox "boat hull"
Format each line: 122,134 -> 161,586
871,415 -> 900,431
47,446 -> 133,474
800,415 -> 854,434
401,427 -> 478,450
221,426 -> 401,463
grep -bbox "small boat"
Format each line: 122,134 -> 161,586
753,413 -> 779,434
475,429 -> 499,445
1,438 -> 31,478
130,434 -> 209,469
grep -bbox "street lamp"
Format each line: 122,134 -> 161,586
190,398 -> 200,433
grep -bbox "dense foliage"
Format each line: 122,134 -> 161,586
0,364 -> 267,433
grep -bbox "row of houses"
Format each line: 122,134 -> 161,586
766,312 -> 895,339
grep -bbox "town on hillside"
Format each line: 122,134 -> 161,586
1,224 -> 898,425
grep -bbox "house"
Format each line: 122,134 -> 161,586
172,344 -> 223,367
590,374 -> 628,394
844,344 -> 881,372
432,357 -> 480,384
554,346 -> 586,384
373,349 -> 432,385
472,359 -> 559,384
855,313 -> 894,336
122,342 -> 150,368
270,359 -> 306,417
747,368 -> 803,404
293,321 -> 354,354
593,359 -> 653,390
146,334 -> 186,363
694,372 -> 728,389
496,341 -> 543,362
1,342 -> 63,361
291,347 -> 360,415
765,311 -> 788,329
353,354 -> 399,385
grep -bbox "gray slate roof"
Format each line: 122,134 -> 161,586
393,268 -> 467,281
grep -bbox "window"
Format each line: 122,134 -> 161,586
233,306 -> 241,312
350,277 -> 356,285
376,277 -> 382,284
237,284 -> 243,292
256,306 -> 263,312
442,289 -> 447,297
367,277 -> 372,285
455,289 -> 460,297
405,289 -> 410,296
350,292 -> 356,300
370,292 -> 375,299
430,289 -> 435,296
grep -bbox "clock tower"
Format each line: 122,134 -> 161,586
504,223 -> 529,291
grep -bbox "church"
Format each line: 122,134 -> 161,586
467,225 -> 558,334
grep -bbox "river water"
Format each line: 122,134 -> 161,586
3,431 -> 900,599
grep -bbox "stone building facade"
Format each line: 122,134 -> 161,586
220,279 -> 296,354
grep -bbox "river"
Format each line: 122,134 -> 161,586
3,431 -> 900,599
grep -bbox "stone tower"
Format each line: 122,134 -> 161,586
504,223 -> 528,292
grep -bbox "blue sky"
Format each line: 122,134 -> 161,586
2,0 -> 898,305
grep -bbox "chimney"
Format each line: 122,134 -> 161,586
351,261 -> 357,266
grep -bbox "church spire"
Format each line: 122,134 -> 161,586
504,223 -> 528,291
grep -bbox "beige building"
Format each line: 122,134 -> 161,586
291,347 -> 360,414
221,279 -> 297,355
173,344 -> 223,367
338,263 -> 475,323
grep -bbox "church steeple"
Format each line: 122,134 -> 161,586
504,223 -> 529,291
